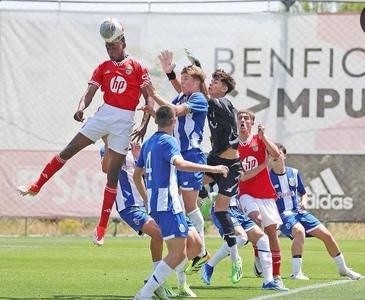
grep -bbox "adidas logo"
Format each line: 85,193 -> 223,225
305,168 -> 353,210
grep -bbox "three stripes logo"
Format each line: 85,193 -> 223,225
305,168 -> 353,210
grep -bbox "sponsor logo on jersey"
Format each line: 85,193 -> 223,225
305,168 -> 353,210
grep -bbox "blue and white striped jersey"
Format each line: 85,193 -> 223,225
172,92 -> 208,152
100,146 -> 144,211
136,131 -> 185,215
269,167 -> 307,213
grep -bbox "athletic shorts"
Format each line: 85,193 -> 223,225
150,211 -> 188,240
185,216 -> 194,230
280,210 -> 322,240
239,194 -> 282,228
80,103 -> 135,155
211,205 -> 256,237
178,148 -> 206,190
118,206 -> 150,233
205,155 -> 242,197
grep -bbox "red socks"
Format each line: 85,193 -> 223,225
35,154 -> 67,188
272,250 -> 281,276
253,245 -> 259,258
98,183 -> 117,228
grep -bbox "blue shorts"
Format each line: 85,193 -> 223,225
118,206 -> 150,233
185,216 -> 194,229
150,211 -> 188,240
178,148 -> 206,190
212,205 -> 256,237
280,210 -> 322,240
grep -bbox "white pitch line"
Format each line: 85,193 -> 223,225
249,279 -> 353,300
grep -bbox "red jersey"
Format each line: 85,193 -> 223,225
89,56 -> 150,111
238,134 -> 277,199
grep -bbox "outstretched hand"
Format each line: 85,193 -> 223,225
158,50 -> 176,74
141,80 -> 156,97
130,125 -> 147,143
185,47 -> 201,68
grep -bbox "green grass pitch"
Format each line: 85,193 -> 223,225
0,236 -> 364,299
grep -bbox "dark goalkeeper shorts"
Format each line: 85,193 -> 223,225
205,155 -> 242,197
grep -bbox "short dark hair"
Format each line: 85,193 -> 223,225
212,69 -> 236,94
275,142 -> 287,155
156,105 -> 175,127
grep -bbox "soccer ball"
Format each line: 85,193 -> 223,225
99,17 -> 124,43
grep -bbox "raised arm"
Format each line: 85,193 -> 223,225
159,50 -> 181,93
141,79 -> 188,116
258,123 -> 280,159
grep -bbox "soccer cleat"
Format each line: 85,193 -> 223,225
16,184 -> 40,197
253,256 -> 263,277
262,280 -> 290,291
185,251 -> 211,275
163,280 -> 178,298
143,277 -> 169,300
290,271 -> 309,280
153,285 -> 169,300
133,292 -> 152,300
199,192 -> 216,219
339,268 -> 362,280
201,263 -> 214,285
178,284 -> 197,298
185,47 -> 201,68
273,275 -> 289,290
93,226 -> 106,246
231,257 -> 243,284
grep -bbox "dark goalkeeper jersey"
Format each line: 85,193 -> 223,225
207,97 -> 239,156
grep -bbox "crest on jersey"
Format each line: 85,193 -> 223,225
252,143 -> 258,152
126,67 -> 132,75
288,177 -> 296,187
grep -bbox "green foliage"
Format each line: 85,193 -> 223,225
0,236 -> 364,299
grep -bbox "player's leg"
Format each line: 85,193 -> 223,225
119,206 -> 171,299
247,226 -> 272,282
202,207 -> 247,285
93,149 -> 126,246
17,132 -> 93,196
175,224 -> 200,297
136,211 -> 189,299
239,194 -> 264,278
94,114 -> 132,245
259,199 -> 287,289
214,195 -> 243,284
307,218 -> 361,280
180,150 -> 209,274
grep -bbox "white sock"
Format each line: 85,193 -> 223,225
333,253 -> 347,273
188,208 -> 206,257
229,243 -> 239,262
256,235 -> 273,284
140,260 -> 174,297
292,257 -> 302,275
209,235 -> 247,267
152,260 -> 161,270
175,257 -> 188,287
